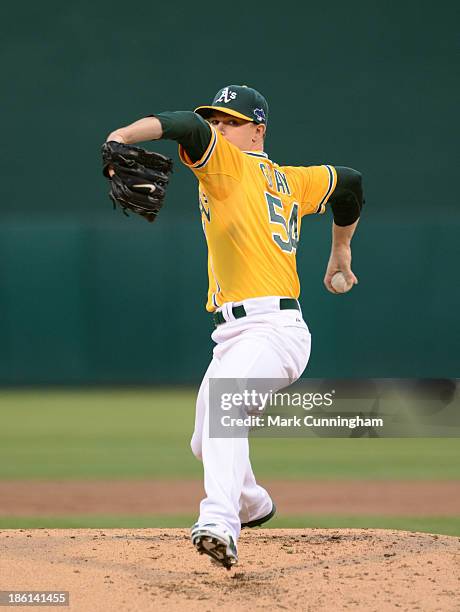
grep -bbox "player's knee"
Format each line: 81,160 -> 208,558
190,436 -> 202,460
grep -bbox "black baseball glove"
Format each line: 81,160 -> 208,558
102,141 -> 173,223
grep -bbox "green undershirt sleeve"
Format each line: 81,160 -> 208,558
153,111 -> 212,163
329,166 -> 364,226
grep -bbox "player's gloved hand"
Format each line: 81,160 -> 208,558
101,141 -> 173,223
323,244 -> 358,294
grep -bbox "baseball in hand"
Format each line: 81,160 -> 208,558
331,272 -> 353,293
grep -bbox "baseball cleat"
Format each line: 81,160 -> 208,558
191,523 -> 238,570
241,501 -> 276,529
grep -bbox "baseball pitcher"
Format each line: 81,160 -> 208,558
104,85 -> 364,569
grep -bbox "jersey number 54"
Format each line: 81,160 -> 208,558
265,192 -> 299,254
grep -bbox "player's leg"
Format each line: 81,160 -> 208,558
191,312 -> 310,567
190,356 -> 221,461
191,349 -> 273,528
197,316 -> 310,540
197,336 -> 278,539
192,311 -> 310,466
238,316 -> 311,525
239,462 -> 274,526
192,334 -> 285,568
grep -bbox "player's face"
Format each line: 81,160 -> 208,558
207,112 -> 262,150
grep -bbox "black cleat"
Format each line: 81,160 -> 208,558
241,502 -> 276,529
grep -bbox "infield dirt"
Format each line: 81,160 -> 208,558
1,528 -> 459,611
1,479 -> 459,516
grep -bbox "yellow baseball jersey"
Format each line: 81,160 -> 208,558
179,127 -> 337,312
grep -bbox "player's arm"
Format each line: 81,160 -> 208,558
106,112 -> 212,162
328,167 -> 363,227
324,167 -> 364,293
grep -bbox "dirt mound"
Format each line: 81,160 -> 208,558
0,528 -> 458,611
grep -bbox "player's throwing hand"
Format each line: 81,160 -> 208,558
324,239 -> 358,294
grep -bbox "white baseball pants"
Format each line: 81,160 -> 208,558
191,296 -> 311,543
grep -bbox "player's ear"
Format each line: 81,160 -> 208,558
255,123 -> 266,139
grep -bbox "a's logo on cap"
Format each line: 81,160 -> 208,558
253,108 -> 266,123
214,86 -> 237,104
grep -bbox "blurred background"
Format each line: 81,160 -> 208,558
1,0 -> 459,384
0,0 -> 458,534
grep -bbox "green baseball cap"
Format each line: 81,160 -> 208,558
195,85 -> 269,125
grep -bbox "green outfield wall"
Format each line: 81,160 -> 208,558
1,1 -> 458,384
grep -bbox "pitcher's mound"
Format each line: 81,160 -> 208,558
0,528 -> 458,611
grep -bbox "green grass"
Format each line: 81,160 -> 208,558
0,515 -> 459,536
0,389 -> 459,479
